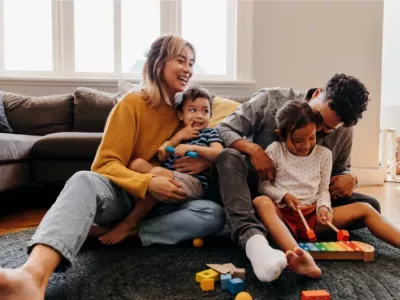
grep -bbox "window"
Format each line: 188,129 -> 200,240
0,0 -> 252,81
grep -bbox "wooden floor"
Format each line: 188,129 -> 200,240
1,183 -> 399,236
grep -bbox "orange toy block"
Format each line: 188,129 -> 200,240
301,290 -> 330,300
337,230 -> 350,241
200,279 -> 215,292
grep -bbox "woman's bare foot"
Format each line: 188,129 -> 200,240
286,247 -> 322,279
99,221 -> 138,245
0,268 -> 44,300
88,225 -> 109,237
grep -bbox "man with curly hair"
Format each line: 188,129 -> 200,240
216,73 -> 379,283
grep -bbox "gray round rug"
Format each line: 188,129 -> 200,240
1,229 -> 400,300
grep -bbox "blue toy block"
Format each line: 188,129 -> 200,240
220,273 -> 232,290
227,278 -> 244,294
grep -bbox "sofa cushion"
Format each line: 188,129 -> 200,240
209,97 -> 242,128
2,92 -> 74,135
0,162 -> 31,192
32,132 -> 103,159
0,92 -> 13,133
73,87 -> 118,132
0,133 -> 40,162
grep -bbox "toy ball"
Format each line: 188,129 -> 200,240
235,292 -> 252,300
192,238 -> 204,248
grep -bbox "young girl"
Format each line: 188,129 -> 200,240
254,100 -> 400,278
99,86 -> 224,244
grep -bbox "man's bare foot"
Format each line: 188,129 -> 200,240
286,247 -> 322,279
0,268 -> 44,300
99,222 -> 138,245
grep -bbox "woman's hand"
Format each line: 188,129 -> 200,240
317,206 -> 333,225
249,145 -> 276,181
147,176 -> 187,203
173,157 -> 210,175
174,144 -> 193,157
283,193 -> 300,211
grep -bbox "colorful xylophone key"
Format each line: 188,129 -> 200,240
298,241 -> 374,262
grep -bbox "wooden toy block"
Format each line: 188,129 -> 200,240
301,290 -> 330,300
299,241 -> 374,262
195,269 -> 220,283
220,274 -> 232,290
227,278 -> 245,295
231,268 -> 246,280
200,279 -> 214,292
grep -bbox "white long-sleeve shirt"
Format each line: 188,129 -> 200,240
258,142 -> 332,211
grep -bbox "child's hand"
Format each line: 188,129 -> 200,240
177,122 -> 199,141
317,206 -> 333,225
283,193 -> 300,211
175,144 -> 193,157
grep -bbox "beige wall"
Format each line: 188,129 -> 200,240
253,0 -> 384,171
1,0 -> 384,179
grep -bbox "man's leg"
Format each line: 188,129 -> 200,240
216,148 -> 287,282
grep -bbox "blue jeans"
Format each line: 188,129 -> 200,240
27,171 -> 225,270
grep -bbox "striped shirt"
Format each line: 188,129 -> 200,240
163,128 -> 223,193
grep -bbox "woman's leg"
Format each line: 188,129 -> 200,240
138,200 -> 225,246
315,203 -> 400,247
99,167 -> 174,244
252,196 -> 321,279
0,171 -> 133,300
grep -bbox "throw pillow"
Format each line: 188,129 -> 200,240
118,79 -> 141,100
0,91 -> 13,133
209,96 -> 241,128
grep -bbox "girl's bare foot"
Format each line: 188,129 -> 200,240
286,247 -> 322,279
99,222 -> 138,245
0,268 -> 44,300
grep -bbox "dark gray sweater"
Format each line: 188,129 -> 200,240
217,88 -> 353,176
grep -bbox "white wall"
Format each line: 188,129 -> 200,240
0,0 -> 385,184
381,0 -> 400,133
253,0 -> 384,183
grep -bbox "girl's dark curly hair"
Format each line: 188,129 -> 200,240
324,73 -> 370,127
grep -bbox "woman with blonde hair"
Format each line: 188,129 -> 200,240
0,35 -> 225,300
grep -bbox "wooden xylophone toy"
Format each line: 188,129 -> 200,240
298,241 -> 375,262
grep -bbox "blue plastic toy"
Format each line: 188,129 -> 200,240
165,145 -> 198,158
227,278 -> 245,294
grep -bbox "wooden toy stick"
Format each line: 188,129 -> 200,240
326,221 -> 339,233
297,208 -> 317,242
297,208 -> 310,231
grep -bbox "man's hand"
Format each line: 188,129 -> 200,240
283,193 -> 300,211
248,144 -> 276,181
329,174 -> 356,199
317,206 -> 333,225
174,144 -> 193,157
176,122 -> 199,141
173,156 -> 210,175
148,176 -> 187,203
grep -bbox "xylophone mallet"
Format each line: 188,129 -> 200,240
297,208 -> 317,242
326,221 -> 350,241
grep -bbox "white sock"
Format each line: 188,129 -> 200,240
245,234 -> 287,282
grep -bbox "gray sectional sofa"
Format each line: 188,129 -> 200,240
0,87 -> 250,194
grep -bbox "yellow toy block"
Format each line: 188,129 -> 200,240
195,269 -> 220,283
200,279 -> 215,292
